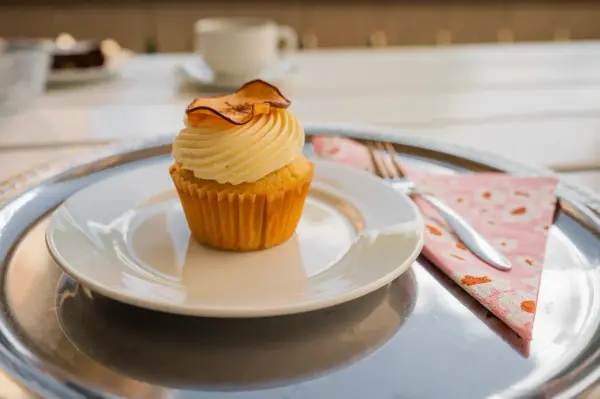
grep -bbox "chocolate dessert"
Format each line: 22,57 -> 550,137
51,41 -> 105,70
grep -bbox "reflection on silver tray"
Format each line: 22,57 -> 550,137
0,126 -> 600,399
57,271 -> 414,389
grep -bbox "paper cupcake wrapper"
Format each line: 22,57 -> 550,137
170,165 -> 311,251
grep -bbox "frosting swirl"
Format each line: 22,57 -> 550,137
172,108 -> 304,185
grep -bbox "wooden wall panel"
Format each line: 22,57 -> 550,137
564,4 -> 600,40
52,6 -> 149,52
3,2 -> 600,52
0,7 -> 55,39
510,4 -> 564,42
370,5 -> 443,46
299,4 -> 372,48
446,4 -> 510,44
153,2 -> 301,52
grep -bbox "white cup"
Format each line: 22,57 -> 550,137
194,17 -> 297,79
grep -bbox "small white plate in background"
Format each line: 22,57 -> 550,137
178,58 -> 297,90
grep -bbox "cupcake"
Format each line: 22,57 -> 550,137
170,80 -> 313,251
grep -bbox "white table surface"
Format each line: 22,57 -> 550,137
1,42 -> 599,171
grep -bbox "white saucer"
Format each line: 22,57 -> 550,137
178,58 -> 297,90
46,158 -> 423,317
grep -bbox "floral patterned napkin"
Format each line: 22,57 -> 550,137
312,136 -> 558,340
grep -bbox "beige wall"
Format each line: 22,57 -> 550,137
2,2 -> 600,52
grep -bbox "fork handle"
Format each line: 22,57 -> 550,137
419,194 -> 512,271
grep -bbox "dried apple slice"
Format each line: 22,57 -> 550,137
186,79 -> 291,125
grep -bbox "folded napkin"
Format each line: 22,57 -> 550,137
312,136 -> 558,340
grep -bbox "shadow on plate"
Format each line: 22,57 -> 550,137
56,268 -> 417,390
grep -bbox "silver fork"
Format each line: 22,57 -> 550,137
367,140 -> 511,271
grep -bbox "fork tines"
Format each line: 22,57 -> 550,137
366,140 -> 405,180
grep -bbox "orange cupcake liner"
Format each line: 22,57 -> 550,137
170,165 -> 312,252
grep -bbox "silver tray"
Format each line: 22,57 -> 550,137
1,125 -> 600,399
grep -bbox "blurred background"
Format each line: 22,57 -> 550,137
0,0 -> 599,187
2,0 -> 600,51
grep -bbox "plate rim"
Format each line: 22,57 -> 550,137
47,65 -> 117,84
44,158 -> 425,318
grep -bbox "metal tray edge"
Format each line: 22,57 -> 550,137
0,125 -> 598,399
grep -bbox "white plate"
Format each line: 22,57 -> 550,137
178,58 -> 297,90
47,51 -> 128,85
46,158 -> 423,317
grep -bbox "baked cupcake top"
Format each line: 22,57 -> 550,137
172,80 -> 304,185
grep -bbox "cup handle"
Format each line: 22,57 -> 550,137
278,25 -> 298,53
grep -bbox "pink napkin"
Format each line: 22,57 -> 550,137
312,136 -> 558,340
